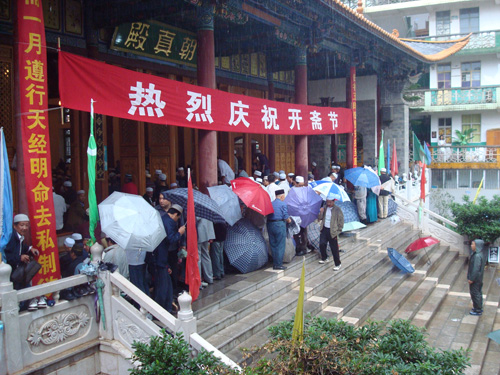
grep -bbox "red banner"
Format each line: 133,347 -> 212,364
350,66 -> 357,168
18,0 -> 61,283
59,51 -> 353,136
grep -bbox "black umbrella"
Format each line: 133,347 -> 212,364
224,219 -> 268,273
164,188 -> 226,224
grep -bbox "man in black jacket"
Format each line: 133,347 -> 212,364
4,214 -> 39,290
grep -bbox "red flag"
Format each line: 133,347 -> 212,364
185,169 -> 201,300
391,139 -> 398,176
420,164 -> 426,202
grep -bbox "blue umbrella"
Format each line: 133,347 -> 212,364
344,167 -> 381,188
313,182 -> 350,202
387,248 -> 414,274
224,219 -> 268,273
284,186 -> 323,228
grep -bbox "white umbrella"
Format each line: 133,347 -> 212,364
98,192 -> 166,252
207,185 -> 242,226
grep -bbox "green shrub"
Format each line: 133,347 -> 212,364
129,330 -> 239,375
246,316 -> 470,375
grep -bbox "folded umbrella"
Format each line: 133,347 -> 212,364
344,167 -> 381,188
98,192 -> 166,251
387,247 -> 414,274
284,186 -> 323,228
164,188 -> 226,224
313,182 -> 350,202
207,185 -> 242,226
224,218 -> 268,273
231,177 -> 274,216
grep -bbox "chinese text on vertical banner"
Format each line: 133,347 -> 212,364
18,0 -> 61,283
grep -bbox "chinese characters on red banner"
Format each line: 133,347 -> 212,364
18,0 -> 61,284
350,66 -> 357,168
59,52 -> 353,136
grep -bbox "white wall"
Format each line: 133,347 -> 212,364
430,110 -> 500,143
308,75 -> 377,104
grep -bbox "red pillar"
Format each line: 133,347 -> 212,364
197,4 -> 217,194
346,67 -> 357,169
267,71 -> 276,172
294,48 -> 308,180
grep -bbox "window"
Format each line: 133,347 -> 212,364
437,64 -> 451,89
461,62 -> 480,88
460,8 -> 479,33
438,118 -> 452,144
436,11 -> 450,36
462,114 -> 481,143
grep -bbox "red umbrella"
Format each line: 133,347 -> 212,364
230,177 -> 274,216
405,236 -> 439,265
405,236 -> 439,253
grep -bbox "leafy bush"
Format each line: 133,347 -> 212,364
129,330 -> 239,375
449,195 -> 500,243
245,316 -> 470,375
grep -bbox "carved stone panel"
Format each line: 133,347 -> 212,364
27,305 -> 92,354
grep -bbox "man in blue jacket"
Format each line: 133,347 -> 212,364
468,239 -> 486,316
153,204 -> 186,314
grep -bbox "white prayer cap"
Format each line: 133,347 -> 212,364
333,165 -> 340,169
279,170 -> 285,174
63,181 -> 72,187
263,176 -> 268,180
254,170 -> 262,177
178,167 -> 184,171
234,150 -> 237,154
312,162 -> 317,167
14,214 -> 29,223
288,173 -> 294,177
146,187 -> 154,192
146,173 -> 151,178
256,177 -> 263,183
159,174 -> 167,181
273,171 -> 279,178
170,183 -> 178,188
71,233 -> 82,240
295,176 -> 304,183
64,238 -> 75,247
380,168 -> 387,173
279,173 -> 286,179
155,169 -> 162,175
77,190 -> 85,195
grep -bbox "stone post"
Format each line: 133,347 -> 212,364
0,259 -> 23,373
91,242 -> 104,264
177,291 -> 197,341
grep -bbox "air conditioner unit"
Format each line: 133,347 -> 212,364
485,89 -> 493,103
382,106 -> 393,123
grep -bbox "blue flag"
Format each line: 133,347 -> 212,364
0,128 -> 13,262
424,142 -> 432,165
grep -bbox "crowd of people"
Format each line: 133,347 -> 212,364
5,153 -> 487,320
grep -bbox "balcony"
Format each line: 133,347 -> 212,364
429,145 -> 500,169
404,86 -> 500,112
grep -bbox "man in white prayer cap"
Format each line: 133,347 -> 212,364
277,172 -> 290,196
143,186 -> 156,207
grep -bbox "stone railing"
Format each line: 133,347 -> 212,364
395,194 -> 467,253
429,145 -> 500,164
0,244 -> 240,375
365,0 -> 421,6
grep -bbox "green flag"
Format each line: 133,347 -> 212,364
88,99 -> 99,244
413,132 -> 426,163
378,130 -> 385,175
292,258 -> 306,343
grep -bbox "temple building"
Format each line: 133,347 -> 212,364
0,0 -> 470,213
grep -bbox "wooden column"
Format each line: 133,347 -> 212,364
346,66 -> 357,169
294,47 -> 308,179
197,3 -> 217,193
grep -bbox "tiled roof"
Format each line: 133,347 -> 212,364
321,0 -> 471,62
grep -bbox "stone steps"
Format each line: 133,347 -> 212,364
204,225 -> 416,354
218,224 -> 423,360
196,222 -> 414,337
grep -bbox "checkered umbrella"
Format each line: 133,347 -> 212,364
336,201 -> 360,223
164,188 -> 226,224
224,218 -> 268,273
388,198 -> 398,217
